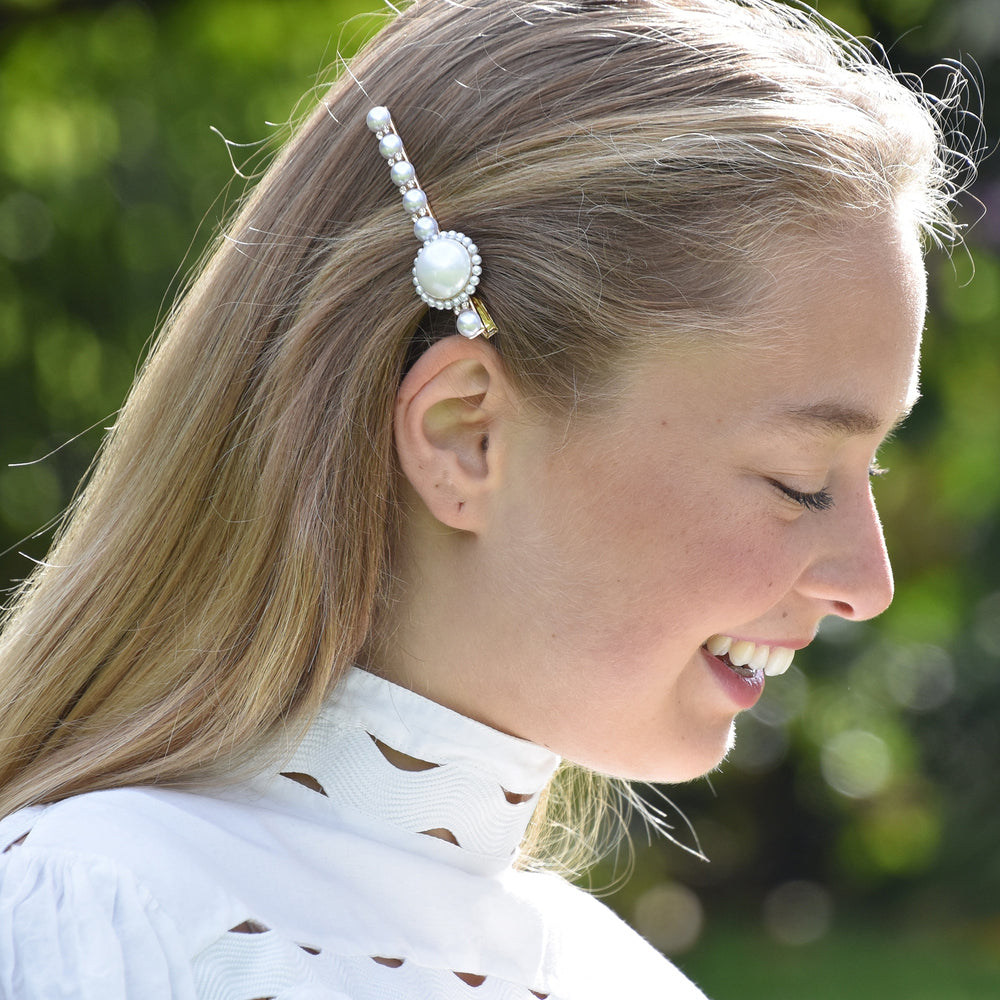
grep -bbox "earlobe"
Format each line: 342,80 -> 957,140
395,336 -> 508,531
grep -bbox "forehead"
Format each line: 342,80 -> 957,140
618,216 -> 926,438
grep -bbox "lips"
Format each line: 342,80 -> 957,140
703,634 -> 796,676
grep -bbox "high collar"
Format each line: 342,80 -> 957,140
279,667 -> 562,867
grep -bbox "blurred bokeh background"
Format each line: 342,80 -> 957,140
0,0 -> 997,995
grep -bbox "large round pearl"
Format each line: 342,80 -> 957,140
414,237 -> 473,300
366,106 -> 392,133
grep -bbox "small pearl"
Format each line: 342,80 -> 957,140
379,133 -> 403,159
456,308 -> 485,338
402,188 -> 428,215
414,236 -> 473,300
413,216 -> 439,241
456,310 -> 485,339
390,160 -> 415,187
366,106 -> 392,132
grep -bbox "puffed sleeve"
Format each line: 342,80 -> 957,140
0,844 -> 197,1000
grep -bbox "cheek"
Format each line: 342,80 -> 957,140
526,479 -> 757,648
602,486 -> 803,649
496,440 -> 799,656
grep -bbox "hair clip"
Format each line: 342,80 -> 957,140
366,106 -> 496,339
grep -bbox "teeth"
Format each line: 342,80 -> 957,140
704,634 -> 796,677
705,634 -> 732,656
749,644 -> 770,672
728,640 -> 755,667
764,645 -> 795,677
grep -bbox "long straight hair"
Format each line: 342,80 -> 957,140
0,0 -> 967,866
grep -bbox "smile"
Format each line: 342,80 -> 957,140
702,634 -> 795,677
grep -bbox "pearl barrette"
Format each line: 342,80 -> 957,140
366,106 -> 496,340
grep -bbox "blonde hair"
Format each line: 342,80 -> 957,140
0,0 -> 968,867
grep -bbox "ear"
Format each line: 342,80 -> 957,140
395,335 -> 511,532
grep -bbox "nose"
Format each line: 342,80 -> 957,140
795,485 -> 895,622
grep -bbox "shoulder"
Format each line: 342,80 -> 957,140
3,788 -> 247,939
0,788 -> 364,1000
0,803 -> 197,999
508,870 -> 709,998
0,787 -> 253,1000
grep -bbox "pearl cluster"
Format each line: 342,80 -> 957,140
366,106 -> 491,339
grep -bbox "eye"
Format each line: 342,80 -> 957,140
770,479 -> 835,512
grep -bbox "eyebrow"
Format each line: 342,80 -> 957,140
776,400 -> 915,438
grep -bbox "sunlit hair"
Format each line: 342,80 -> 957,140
0,0 -> 973,870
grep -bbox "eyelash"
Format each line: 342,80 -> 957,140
773,482 -> 835,512
771,464 -> 887,514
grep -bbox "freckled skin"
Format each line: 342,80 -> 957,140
384,214 -> 926,783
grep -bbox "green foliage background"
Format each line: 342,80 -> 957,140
1,0 -> 998,995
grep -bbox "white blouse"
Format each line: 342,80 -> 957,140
0,668 -> 708,999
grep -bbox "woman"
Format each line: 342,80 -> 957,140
0,0 -> 969,996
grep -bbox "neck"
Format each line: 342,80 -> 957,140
365,506 -> 524,736
279,667 -> 561,869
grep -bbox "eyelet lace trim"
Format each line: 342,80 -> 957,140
189,672 -> 563,998
1,834 -> 28,853
193,926 -> 555,999
278,718 -> 543,860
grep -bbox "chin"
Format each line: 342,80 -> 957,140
628,722 -> 738,784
